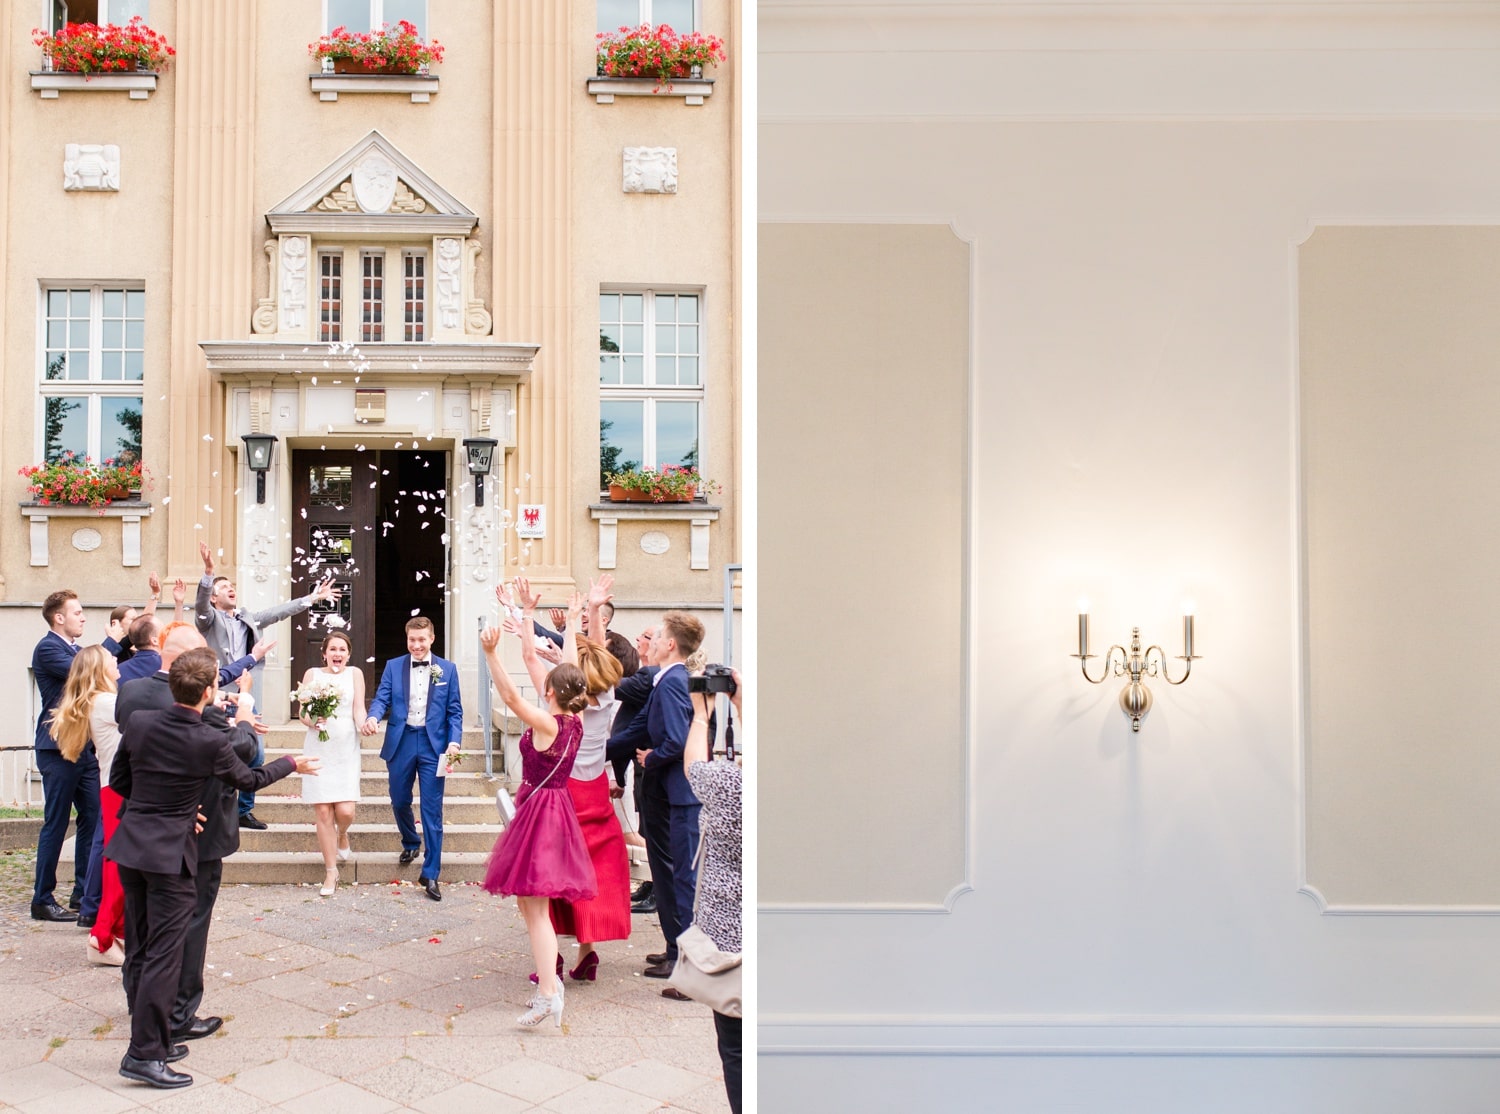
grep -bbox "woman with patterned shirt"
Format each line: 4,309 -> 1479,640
684,673 -> 743,1114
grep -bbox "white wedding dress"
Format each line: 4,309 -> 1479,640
300,667 -> 360,804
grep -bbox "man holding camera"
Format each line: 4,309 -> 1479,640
612,611 -> 705,984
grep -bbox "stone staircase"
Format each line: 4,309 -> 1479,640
59,716 -> 649,887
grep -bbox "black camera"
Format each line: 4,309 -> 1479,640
688,663 -> 737,695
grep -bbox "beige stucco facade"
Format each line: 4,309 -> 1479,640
0,0 -> 740,720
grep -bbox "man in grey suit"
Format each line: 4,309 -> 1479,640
194,540 -> 339,829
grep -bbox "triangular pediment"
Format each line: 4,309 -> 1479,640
266,131 -> 477,234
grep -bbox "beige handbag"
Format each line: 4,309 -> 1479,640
666,840 -> 742,1018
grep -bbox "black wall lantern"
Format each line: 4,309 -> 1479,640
462,436 -> 499,506
241,433 -> 278,504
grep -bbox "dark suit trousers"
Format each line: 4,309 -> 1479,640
33,748 -> 99,906
170,858 -> 223,1031
640,766 -> 679,957
118,862 -> 196,1061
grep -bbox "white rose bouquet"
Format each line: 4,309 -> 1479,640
294,679 -> 342,742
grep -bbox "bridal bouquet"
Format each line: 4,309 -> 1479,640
294,679 -> 342,742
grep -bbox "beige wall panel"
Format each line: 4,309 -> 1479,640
1301,226 -> 1500,907
566,0 -> 737,596
760,222 -> 969,907
1,2 -> 177,602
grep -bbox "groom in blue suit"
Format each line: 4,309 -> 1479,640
361,616 -> 463,901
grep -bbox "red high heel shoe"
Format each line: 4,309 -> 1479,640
569,951 -> 599,982
528,954 -> 565,985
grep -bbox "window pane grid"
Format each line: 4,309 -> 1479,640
361,251 -> 385,343
326,0 -> 427,37
403,251 -> 425,341
319,252 -> 343,342
39,285 -> 145,464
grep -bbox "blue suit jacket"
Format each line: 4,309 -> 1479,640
32,631 -> 79,751
611,662 -> 697,806
367,654 -> 463,762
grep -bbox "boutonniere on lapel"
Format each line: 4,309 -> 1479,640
429,664 -> 443,684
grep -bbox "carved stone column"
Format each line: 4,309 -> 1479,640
492,1 -> 572,587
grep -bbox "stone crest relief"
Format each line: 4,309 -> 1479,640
316,176 -> 430,214
351,153 -> 399,213
623,147 -> 677,194
64,143 -> 120,191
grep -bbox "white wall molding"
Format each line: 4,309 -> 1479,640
762,1013 -> 1500,1057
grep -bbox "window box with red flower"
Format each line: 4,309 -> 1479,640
589,23 -> 725,106
308,21 -> 444,101
30,17 -> 173,99
18,454 -> 150,512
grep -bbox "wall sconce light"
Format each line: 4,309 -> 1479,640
240,433 -> 278,505
462,436 -> 499,507
1072,601 -> 1199,732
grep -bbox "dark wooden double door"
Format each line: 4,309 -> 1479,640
290,448 -> 450,699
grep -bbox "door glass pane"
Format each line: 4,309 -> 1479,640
598,0 -> 639,31
327,0 -> 368,31
42,396 -> 86,462
656,400 -> 699,470
102,396 -> 142,465
384,0 -> 425,34
309,464 -> 354,505
600,399 -> 644,486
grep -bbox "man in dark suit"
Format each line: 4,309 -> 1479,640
360,615 -> 463,901
606,627 -> 660,912
610,612 -> 703,985
30,588 -> 99,923
116,626 -> 263,1043
108,647 -> 316,1089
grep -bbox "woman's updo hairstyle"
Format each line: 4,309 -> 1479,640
545,663 -> 590,714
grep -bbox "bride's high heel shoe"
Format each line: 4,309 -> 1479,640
517,981 -> 564,1028
319,868 -> 338,897
336,832 -> 352,862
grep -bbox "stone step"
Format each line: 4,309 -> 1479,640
236,822 -> 503,854
251,795 -> 503,825
56,843 -> 651,887
264,748 -> 506,774
261,772 -> 500,797
259,724 -> 496,749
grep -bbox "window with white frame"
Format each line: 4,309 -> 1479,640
597,0 -> 695,32
39,286 -> 144,465
51,0 -> 149,32
599,290 -> 703,489
316,244 -> 425,344
325,0 -> 427,35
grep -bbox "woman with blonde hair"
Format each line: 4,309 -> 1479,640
481,577 -> 597,1028
47,645 -> 126,965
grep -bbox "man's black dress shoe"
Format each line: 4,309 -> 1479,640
239,812 -> 268,831
171,1016 -> 222,1041
76,914 -> 96,928
165,1044 -> 189,1062
31,901 -> 77,922
643,959 -> 674,978
399,848 -> 419,865
420,876 -> 441,901
119,1055 -> 192,1088
630,881 -> 653,902
646,951 -> 669,965
67,894 -> 82,910
661,987 -> 692,1002
631,892 -> 657,914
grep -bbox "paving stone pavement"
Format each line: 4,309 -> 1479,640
0,875 -> 729,1113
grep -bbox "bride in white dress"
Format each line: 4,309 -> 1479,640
296,631 -> 367,896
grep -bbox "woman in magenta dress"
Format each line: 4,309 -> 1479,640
480,581 -> 596,1029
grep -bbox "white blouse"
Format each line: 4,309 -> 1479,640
90,691 -> 122,781
571,688 -> 617,782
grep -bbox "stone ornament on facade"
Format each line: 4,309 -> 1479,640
436,237 -> 462,329
71,527 -> 103,553
317,176 -> 430,214
623,147 -> 678,194
253,240 -> 279,334
351,153 -> 399,213
464,238 -> 493,335
640,530 -> 670,555
63,143 -> 120,191
280,235 -> 309,331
